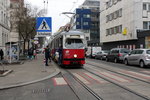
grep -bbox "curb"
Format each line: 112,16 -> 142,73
0,67 -> 60,90
0,70 -> 13,77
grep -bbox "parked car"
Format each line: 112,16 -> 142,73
106,48 -> 130,63
86,47 -> 102,58
124,49 -> 150,67
95,50 -> 110,60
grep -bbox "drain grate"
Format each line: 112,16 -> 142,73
32,88 -> 50,94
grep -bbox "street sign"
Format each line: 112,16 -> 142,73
34,41 -> 39,44
36,17 -> 52,33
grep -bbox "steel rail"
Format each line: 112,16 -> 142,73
84,63 -> 150,100
86,62 -> 150,84
59,67 -> 103,100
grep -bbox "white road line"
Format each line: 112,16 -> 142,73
141,71 -> 150,74
125,71 -> 150,79
53,77 -> 67,86
73,73 -> 90,84
100,72 -> 130,82
84,72 -> 107,83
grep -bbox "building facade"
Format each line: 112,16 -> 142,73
71,0 -> 100,46
9,0 -> 24,42
75,8 -> 91,41
100,0 -> 150,50
81,0 -> 100,46
0,0 -> 10,50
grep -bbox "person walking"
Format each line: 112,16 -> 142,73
48,48 -> 51,62
0,49 -> 4,60
33,49 -> 37,59
45,46 -> 50,66
58,45 -> 62,65
28,48 -> 33,60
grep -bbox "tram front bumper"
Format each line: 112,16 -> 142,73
63,58 -> 85,65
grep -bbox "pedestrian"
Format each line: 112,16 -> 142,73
45,46 -> 50,66
33,49 -> 37,59
58,45 -> 62,65
28,48 -> 33,60
48,48 -> 51,62
0,49 -> 4,60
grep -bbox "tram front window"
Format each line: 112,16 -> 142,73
65,39 -> 84,49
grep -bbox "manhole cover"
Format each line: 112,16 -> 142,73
32,88 -> 50,94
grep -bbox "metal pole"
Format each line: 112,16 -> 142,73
17,42 -> 19,61
9,42 -> 11,63
81,17 -> 83,30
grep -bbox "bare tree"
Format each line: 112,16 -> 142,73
10,4 -> 45,55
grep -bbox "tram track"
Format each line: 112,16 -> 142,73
54,60 -> 150,100
84,62 -> 150,100
60,67 -> 103,100
86,61 -> 150,84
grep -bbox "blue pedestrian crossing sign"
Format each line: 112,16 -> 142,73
36,17 -> 52,32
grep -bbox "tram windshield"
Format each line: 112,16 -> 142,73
65,39 -> 84,49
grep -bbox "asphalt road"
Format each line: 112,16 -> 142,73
0,58 -> 150,100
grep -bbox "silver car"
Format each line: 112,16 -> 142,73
95,50 -> 109,60
124,49 -> 150,67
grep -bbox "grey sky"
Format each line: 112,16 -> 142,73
25,0 -> 85,33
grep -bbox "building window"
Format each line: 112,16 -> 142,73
109,29 -> 111,35
106,8 -> 122,22
76,14 -> 79,18
111,28 -> 114,34
116,26 -> 119,33
106,29 -> 109,36
83,22 -> 88,25
119,25 -> 122,33
148,4 -> 150,11
106,0 -> 121,9
106,15 -> 109,22
114,26 -> 117,34
76,22 -> 80,25
143,22 -> 148,29
83,14 -> 90,18
114,11 -> 117,19
109,14 -> 113,21
86,37 -> 89,40
106,2 -> 109,9
118,9 -> 122,17
143,3 -> 147,10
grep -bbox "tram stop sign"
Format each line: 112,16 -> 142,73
36,17 -> 52,37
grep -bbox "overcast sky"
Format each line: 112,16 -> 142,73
25,0 -> 85,33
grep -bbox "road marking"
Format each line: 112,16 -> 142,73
73,73 -> 90,84
122,71 -> 150,79
98,72 -> 131,83
141,71 -> 150,74
83,72 -> 107,83
53,77 -> 67,86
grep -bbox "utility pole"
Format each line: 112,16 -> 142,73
43,0 -> 48,14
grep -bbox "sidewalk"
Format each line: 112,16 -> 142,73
0,54 -> 60,90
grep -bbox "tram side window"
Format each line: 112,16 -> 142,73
65,39 -> 84,49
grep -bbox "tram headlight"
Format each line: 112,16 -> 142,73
74,54 -> 77,58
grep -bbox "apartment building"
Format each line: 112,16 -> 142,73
81,0 -> 100,46
100,0 -> 150,50
71,0 -> 100,46
0,0 -> 10,50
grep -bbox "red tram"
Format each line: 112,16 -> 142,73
50,30 -> 86,66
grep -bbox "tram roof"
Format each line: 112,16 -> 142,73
53,30 -> 85,38
61,30 -> 84,35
